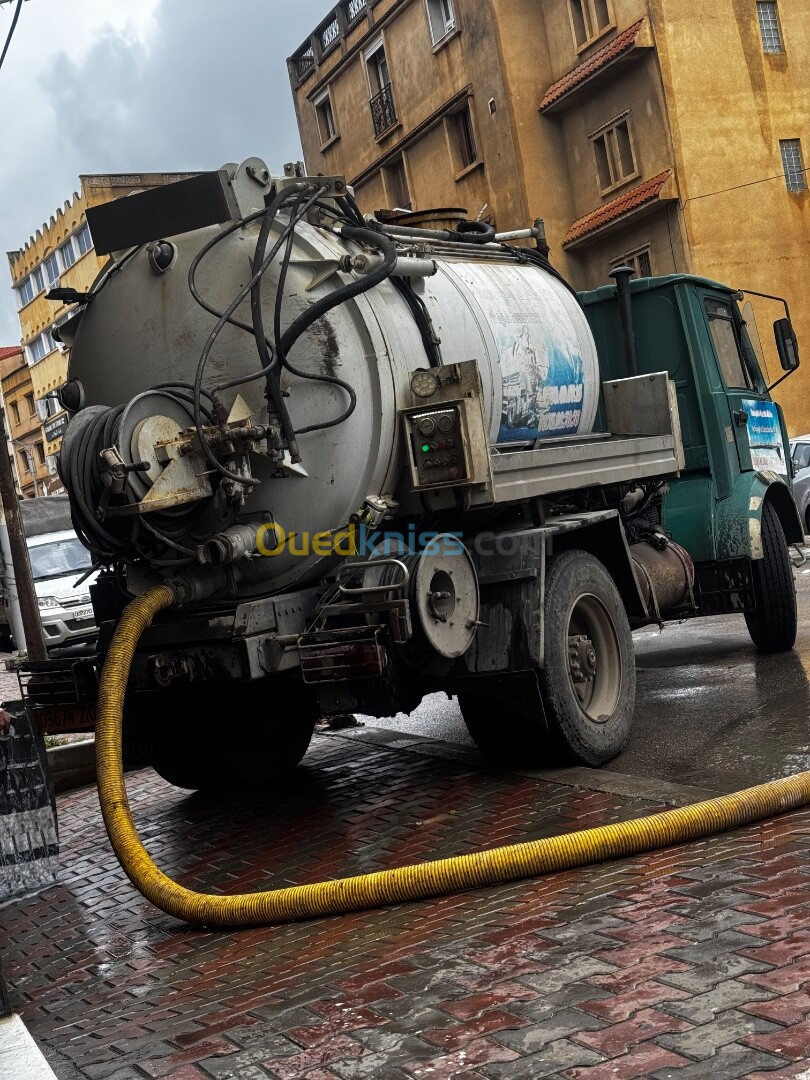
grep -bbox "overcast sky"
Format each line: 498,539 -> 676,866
0,0 -> 328,345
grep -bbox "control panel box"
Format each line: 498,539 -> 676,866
400,361 -> 494,499
408,406 -> 469,487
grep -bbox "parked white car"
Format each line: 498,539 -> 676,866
28,530 -> 98,648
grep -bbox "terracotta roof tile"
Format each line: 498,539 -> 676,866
563,170 -> 673,246
0,347 -> 22,361
540,20 -> 646,112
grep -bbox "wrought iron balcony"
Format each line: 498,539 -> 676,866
370,83 -> 397,138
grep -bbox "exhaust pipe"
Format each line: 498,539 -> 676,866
609,265 -> 639,378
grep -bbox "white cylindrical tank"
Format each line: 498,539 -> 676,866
65,215 -> 599,594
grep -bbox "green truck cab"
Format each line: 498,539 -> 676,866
584,273 -> 802,641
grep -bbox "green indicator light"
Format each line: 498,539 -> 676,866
421,444 -> 431,453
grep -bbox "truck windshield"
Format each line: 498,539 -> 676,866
27,538 -> 92,581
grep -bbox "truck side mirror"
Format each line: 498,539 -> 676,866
775,318 -> 800,372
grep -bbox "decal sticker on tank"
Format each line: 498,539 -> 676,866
448,263 -> 586,444
743,399 -> 788,477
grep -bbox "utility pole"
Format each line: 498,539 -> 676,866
0,406 -> 46,661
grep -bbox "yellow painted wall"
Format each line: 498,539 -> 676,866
650,0 -> 810,435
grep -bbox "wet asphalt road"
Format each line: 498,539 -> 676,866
363,558 -> 810,795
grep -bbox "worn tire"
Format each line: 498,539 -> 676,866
459,675 -> 547,766
460,551 -> 635,768
538,550 -> 635,767
745,500 -> 797,653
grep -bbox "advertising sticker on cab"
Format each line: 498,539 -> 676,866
744,400 -> 788,477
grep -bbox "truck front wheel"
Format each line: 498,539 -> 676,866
459,551 -> 635,767
745,501 -> 797,653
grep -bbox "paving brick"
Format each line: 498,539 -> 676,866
571,1007 -> 691,1057
565,1043 -> 692,1079
656,1010 -> 781,1061
261,1035 -> 365,1079
419,1009 -> 528,1051
739,989 -> 810,1027
479,1039 -> 603,1078
662,979 -> 776,1024
579,981 -> 690,1022
404,1037 -> 520,1077
744,1018 -> 810,1061
437,984 -> 536,1020
491,1008 -> 605,1053
650,1043 -> 791,1079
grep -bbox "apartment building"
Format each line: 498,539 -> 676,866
0,345 -> 49,497
6,172 -> 195,482
289,0 -> 810,433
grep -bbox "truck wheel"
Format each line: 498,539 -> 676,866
539,550 -> 635,766
745,501 -> 797,653
150,713 -> 222,791
458,675 -> 547,765
459,551 -> 635,767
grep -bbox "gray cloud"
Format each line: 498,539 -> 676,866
1,0 -> 329,343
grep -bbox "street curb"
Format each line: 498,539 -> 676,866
0,1014 -> 59,1079
328,725 -> 719,806
46,741 -> 95,795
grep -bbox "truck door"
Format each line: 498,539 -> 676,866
703,295 -> 790,481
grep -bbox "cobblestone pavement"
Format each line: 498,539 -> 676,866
2,729 -> 810,1079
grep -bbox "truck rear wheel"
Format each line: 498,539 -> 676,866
145,678 -> 317,790
459,551 -> 635,767
538,550 -> 635,766
745,501 -> 797,653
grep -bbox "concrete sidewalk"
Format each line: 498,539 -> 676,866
1,728 -> 810,1078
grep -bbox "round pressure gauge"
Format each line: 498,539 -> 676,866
419,416 -> 437,436
411,370 -> 439,398
437,414 -> 454,433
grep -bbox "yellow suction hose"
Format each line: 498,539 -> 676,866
96,585 -> 810,928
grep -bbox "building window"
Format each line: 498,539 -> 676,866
384,157 -> 411,211
18,451 -> 31,477
9,401 -> 20,426
448,102 -> 479,174
75,222 -> 92,256
25,392 -> 35,417
43,252 -> 60,287
569,0 -> 613,50
28,336 -> 46,364
780,139 -> 806,192
592,115 -> 638,193
757,2 -> 784,52
366,41 -> 397,137
34,442 -> 45,467
314,91 -> 338,147
16,276 -> 34,307
610,246 -> 652,279
25,329 -> 57,365
33,266 -> 44,293
59,239 -> 76,270
426,0 -> 456,45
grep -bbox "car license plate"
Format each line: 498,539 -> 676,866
72,606 -> 94,622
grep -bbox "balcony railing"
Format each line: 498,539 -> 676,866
294,45 -> 315,81
347,0 -> 366,22
370,83 -> 397,138
321,16 -> 340,53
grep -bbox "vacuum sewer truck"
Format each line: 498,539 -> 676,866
30,158 -> 802,789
